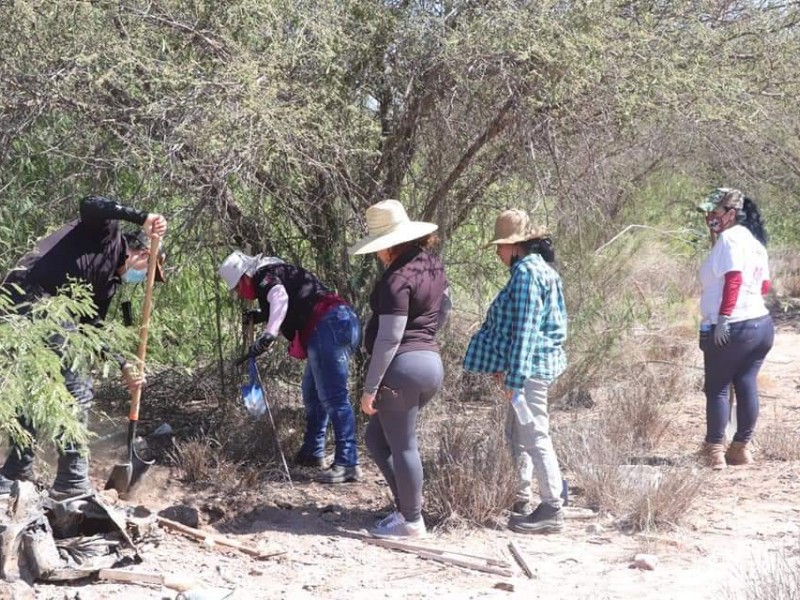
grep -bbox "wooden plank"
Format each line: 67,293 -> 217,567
156,517 -> 285,560
363,537 -> 510,568
507,541 -> 535,579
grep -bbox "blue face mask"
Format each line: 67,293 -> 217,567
122,268 -> 147,285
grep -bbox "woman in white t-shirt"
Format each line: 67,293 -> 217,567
698,188 -> 774,470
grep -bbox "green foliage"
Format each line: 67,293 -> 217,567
0,283 -> 133,450
1,0 -> 799,380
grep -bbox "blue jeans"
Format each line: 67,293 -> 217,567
300,304 -> 360,467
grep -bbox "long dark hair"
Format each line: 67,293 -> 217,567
517,237 -> 556,264
737,197 -> 768,247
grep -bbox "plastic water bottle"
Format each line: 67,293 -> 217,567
511,391 -> 534,425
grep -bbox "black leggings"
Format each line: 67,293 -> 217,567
364,351 -> 443,522
703,315 -> 774,444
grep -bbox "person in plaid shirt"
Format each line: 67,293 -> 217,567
463,208 -> 567,534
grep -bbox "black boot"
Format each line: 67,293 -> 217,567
50,447 -> 93,500
0,444 -> 36,496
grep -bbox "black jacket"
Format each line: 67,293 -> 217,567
1,196 -> 147,324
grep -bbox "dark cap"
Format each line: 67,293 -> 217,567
122,231 -> 166,282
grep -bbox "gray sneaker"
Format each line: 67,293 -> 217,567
375,510 -> 403,528
509,503 -> 564,534
370,514 -> 427,540
314,464 -> 362,484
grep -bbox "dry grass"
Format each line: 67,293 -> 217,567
622,465 -> 703,531
171,437 -> 241,486
556,359 -> 703,532
757,426 -> 800,461
732,550 -> 800,600
771,248 -> 800,299
605,362 -> 687,453
424,405 -> 516,527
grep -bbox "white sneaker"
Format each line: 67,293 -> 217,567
369,514 -> 427,540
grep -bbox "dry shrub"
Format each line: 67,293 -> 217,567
556,414 -> 631,512
557,408 -> 702,531
771,247 -> 800,299
604,362 -> 687,453
424,405 -> 516,527
172,437 -> 241,487
732,550 -> 800,600
623,465 -> 703,531
757,426 -> 800,461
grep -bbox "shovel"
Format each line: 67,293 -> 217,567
106,234 -> 160,495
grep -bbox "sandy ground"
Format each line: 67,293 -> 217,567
23,323 -> 800,600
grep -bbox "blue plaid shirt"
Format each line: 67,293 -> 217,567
463,254 -> 567,388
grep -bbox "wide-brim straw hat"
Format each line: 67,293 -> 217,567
485,208 -> 549,247
348,200 -> 438,255
218,250 -> 259,290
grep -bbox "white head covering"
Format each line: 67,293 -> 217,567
348,200 -> 438,256
218,251 -> 284,290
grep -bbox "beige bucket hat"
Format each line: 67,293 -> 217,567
348,200 -> 438,255
486,209 -> 549,247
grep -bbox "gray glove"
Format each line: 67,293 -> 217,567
714,315 -> 731,346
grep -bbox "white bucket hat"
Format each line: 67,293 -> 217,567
348,200 -> 438,256
218,251 -> 284,290
219,251 -> 257,290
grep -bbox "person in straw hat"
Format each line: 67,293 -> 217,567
218,251 -> 362,484
463,208 -> 567,534
349,199 -> 451,540
696,188 -> 773,469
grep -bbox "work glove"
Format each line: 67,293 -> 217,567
714,315 -> 731,347
241,308 -> 264,325
248,331 -> 276,358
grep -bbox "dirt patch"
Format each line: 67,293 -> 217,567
23,325 -> 800,600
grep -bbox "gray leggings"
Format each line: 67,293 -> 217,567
364,350 -> 444,522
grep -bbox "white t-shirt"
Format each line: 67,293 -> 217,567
699,225 -> 769,324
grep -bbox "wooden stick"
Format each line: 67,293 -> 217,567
413,550 -> 514,577
156,517 -> 285,559
508,541 -> 535,579
97,568 -> 195,591
363,538 -> 511,568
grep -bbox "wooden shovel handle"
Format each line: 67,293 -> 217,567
129,234 -> 160,421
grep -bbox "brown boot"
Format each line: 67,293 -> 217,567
725,441 -> 753,466
702,442 -> 727,470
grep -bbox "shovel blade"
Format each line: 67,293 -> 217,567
105,463 -> 133,494
105,448 -> 155,495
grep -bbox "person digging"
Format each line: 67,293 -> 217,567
0,196 -> 167,500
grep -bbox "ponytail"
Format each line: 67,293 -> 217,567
738,197 -> 768,247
